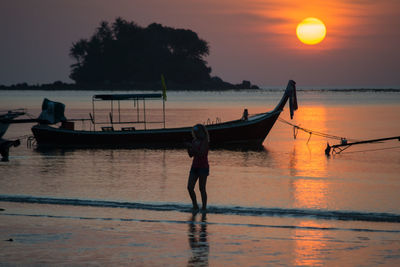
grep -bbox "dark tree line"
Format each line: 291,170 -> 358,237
69,18 -> 212,84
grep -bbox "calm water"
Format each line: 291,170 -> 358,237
1,89 -> 400,266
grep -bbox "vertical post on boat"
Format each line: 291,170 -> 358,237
163,97 -> 166,128
118,100 -> 121,123
161,74 -> 167,129
92,96 -> 96,131
111,100 -> 113,126
143,98 -> 146,130
137,98 -> 140,123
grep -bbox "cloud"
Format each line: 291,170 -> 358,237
225,12 -> 288,25
0,0 -> 399,86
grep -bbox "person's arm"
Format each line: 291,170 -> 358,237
191,140 -> 208,157
185,142 -> 194,157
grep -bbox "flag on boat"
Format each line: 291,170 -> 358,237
161,74 -> 167,101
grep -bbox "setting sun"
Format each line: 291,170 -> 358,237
296,17 -> 327,45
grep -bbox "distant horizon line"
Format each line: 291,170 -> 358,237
1,87 -> 400,92
1,81 -> 399,91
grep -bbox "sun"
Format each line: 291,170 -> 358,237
296,17 -> 326,45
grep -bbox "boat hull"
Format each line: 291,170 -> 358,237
0,109 -> 27,138
0,123 -> 10,139
31,111 -> 281,149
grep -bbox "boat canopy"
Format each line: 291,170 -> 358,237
93,94 -> 163,101
91,93 -> 166,130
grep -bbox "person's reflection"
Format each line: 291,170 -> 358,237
187,213 -> 209,267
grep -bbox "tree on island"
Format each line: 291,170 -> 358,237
69,18 -> 212,85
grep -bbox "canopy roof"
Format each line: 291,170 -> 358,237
93,93 -> 163,101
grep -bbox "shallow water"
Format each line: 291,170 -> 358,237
1,89 -> 400,265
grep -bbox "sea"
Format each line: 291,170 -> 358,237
1,88 -> 400,266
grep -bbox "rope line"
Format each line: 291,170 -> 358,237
278,118 -> 359,142
335,145 -> 400,154
278,118 -> 400,154
5,134 -> 32,140
25,112 -> 37,119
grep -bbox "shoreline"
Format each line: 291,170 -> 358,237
2,201 -> 400,266
0,79 -> 260,92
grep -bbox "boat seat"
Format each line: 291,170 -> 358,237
101,126 -> 114,131
122,127 -> 136,131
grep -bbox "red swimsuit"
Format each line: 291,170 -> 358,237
191,139 -> 209,169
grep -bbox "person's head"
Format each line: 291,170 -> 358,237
192,124 -> 209,142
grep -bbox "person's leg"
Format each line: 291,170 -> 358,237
199,175 -> 208,211
187,173 -> 199,210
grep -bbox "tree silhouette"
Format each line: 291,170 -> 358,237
69,18 -> 211,84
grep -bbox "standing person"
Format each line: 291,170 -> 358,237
186,124 -> 210,213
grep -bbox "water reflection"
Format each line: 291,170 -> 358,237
293,222 -> 328,266
289,145 -> 329,209
36,149 -> 68,176
160,149 -> 167,192
292,178 -> 329,210
212,146 -> 276,169
289,106 -> 329,177
289,107 -> 331,264
288,144 -> 329,178
286,106 -> 330,209
187,213 -> 209,267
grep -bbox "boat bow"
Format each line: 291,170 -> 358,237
273,79 -> 297,118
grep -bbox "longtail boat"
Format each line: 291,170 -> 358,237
0,109 -> 27,138
31,80 -> 297,148
0,109 -> 27,161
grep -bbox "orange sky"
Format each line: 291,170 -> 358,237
1,0 -> 399,87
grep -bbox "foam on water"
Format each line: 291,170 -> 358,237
1,194 -> 400,223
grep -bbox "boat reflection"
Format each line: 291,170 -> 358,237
187,213 -> 209,267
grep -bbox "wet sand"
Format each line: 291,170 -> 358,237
1,202 -> 400,266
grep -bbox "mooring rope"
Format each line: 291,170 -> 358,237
278,118 -> 359,143
25,112 -> 37,119
334,145 -> 400,154
278,118 -> 400,154
5,134 -> 32,141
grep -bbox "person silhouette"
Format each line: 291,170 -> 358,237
186,124 -> 209,213
241,108 -> 248,120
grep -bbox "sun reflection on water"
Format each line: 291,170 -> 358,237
293,221 -> 328,266
288,106 -> 330,209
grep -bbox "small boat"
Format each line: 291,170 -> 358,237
31,80 -> 298,149
0,109 -> 26,161
0,109 -> 27,138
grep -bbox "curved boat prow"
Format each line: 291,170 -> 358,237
0,109 -> 27,138
272,80 -> 298,119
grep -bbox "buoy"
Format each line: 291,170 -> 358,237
325,143 -> 331,155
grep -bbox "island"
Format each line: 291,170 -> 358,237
1,18 -> 259,91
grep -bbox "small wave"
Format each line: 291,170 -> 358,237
2,212 -> 400,234
1,194 -> 400,223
